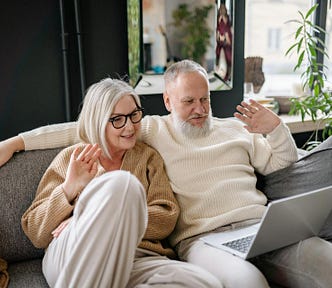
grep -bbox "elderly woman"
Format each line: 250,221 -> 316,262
21,78 -> 220,288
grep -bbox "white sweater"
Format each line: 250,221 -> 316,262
141,115 -> 298,245
20,115 -> 298,246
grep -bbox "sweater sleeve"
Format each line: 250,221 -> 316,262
250,121 -> 298,175
21,147 -> 75,248
19,121 -> 79,150
144,148 -> 180,240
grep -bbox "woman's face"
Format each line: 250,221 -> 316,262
105,94 -> 141,156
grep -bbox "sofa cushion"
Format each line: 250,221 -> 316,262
7,259 -> 48,288
0,148 -> 63,263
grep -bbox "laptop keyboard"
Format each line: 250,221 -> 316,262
222,235 -> 255,253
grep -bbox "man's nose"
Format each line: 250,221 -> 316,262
193,102 -> 206,114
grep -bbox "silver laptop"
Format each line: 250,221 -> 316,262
200,185 -> 332,259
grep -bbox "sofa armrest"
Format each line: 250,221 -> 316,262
0,148 -> 63,263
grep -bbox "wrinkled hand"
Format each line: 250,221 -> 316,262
0,136 -> 25,167
234,99 -> 281,134
62,143 -> 102,203
52,217 -> 72,238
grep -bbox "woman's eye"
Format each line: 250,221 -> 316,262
113,117 -> 123,123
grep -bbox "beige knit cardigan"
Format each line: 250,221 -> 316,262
21,141 -> 179,259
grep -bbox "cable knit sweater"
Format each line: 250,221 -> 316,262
21,141 -> 179,258
141,115 -> 298,246
20,115 -> 298,247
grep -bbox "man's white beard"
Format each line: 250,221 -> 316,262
171,104 -> 213,139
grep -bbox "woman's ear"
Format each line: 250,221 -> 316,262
163,91 -> 172,112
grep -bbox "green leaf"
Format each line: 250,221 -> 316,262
297,51 -> 305,66
313,24 -> 327,34
305,4 -> 318,19
297,38 -> 304,53
308,44 -> 317,57
285,3 -> 331,146
314,83 -> 320,95
285,19 -> 302,25
295,26 -> 304,39
285,42 -> 299,56
305,20 -> 315,29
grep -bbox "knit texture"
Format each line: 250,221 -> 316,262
20,116 -> 298,247
21,141 -> 179,258
20,121 -> 78,150
141,115 -> 298,246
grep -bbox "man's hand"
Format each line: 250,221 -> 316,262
234,99 -> 281,134
0,136 -> 25,167
62,143 -> 102,203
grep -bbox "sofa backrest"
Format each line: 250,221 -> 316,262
0,148 -> 63,263
261,144 -> 332,241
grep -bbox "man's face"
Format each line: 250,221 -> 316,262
164,71 -> 211,128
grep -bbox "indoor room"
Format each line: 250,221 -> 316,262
1,1 -> 332,288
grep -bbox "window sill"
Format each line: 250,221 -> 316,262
280,113 -> 329,134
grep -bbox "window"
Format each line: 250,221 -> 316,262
245,0 -> 313,96
268,28 -> 281,51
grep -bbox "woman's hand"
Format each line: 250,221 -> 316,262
234,99 -> 281,134
0,136 -> 25,167
52,217 -> 72,238
62,143 -> 102,203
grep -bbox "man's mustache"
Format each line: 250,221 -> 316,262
187,113 -> 209,120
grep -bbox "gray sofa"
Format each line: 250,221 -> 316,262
1,140 -> 331,287
0,148 -> 62,288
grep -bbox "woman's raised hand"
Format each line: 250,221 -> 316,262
62,143 -> 102,203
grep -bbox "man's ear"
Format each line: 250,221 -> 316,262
163,92 -> 171,112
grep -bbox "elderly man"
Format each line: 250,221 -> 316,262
1,60 -> 332,288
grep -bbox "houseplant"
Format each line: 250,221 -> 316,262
127,0 -> 140,87
171,3 -> 213,65
286,3 -> 332,149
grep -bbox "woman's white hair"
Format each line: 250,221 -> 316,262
77,78 -> 141,159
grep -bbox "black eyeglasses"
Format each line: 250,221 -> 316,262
108,108 -> 144,129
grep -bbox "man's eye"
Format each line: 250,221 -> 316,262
201,98 -> 209,103
185,100 -> 194,104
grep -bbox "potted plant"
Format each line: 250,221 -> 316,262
286,3 -> 332,149
171,3 -> 213,65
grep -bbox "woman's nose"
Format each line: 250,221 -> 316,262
124,117 -> 135,129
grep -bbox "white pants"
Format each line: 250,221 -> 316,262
43,171 -> 148,288
43,171 -> 221,288
254,236 -> 332,288
177,229 -> 332,288
176,233 -> 269,288
128,249 -> 221,288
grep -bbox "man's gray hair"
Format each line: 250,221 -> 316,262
164,59 -> 209,87
77,78 -> 141,159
